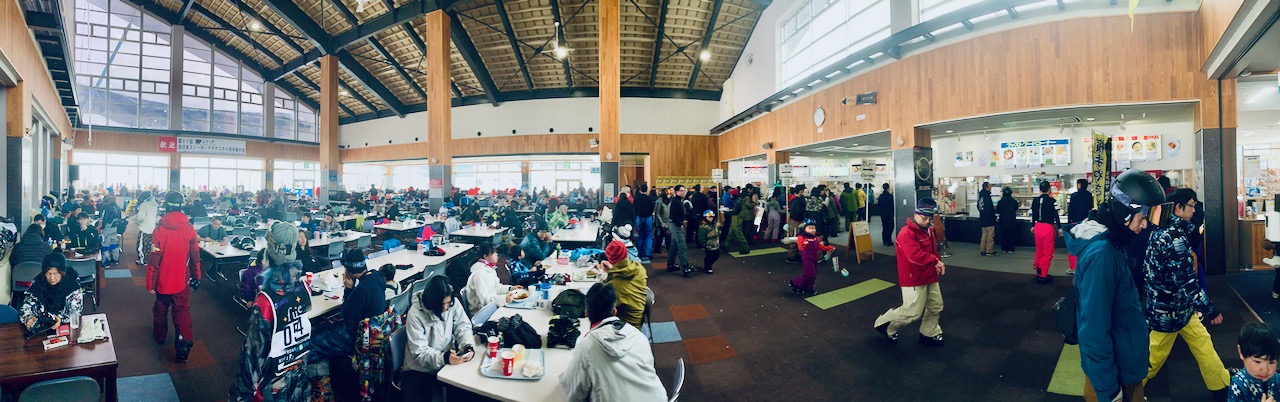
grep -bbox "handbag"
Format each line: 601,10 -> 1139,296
1052,287 -> 1079,345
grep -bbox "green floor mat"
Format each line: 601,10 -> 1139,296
726,247 -> 789,258
804,279 -> 895,310
1047,344 -> 1086,396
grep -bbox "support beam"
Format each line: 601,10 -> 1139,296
178,0 -> 195,22
215,0 -> 307,57
686,0 -> 724,89
368,37 -> 428,100
329,0 -> 359,27
961,19 -> 975,29
599,0 -> 620,203
547,0 -> 574,88
338,81 -> 378,113
337,87 -> 722,123
319,55 -> 341,203
259,0 -> 333,53
275,76 -> 321,111
334,51 -> 408,116
291,71 -> 353,116
494,0 -> 534,91
448,11 -> 500,105
647,0 -> 670,89
191,6 -> 284,66
426,10 -> 453,204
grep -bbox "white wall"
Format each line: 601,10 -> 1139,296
932,121 -> 1196,178
339,98 -> 721,149
722,0 -> 797,119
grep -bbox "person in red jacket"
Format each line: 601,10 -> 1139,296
873,197 -> 946,347
147,190 -> 202,362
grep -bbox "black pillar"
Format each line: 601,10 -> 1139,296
600,161 -> 619,205
892,146 -> 934,233
1197,127 -> 1238,274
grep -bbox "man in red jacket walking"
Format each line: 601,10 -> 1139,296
873,198 -> 946,347
147,190 -> 202,362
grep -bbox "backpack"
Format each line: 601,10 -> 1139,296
475,314 -> 542,349
552,289 -> 587,318
1052,287 -> 1079,345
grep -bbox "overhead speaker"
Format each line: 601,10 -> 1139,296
68,165 -> 80,181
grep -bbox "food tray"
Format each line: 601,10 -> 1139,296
478,348 -> 545,380
505,298 -> 537,310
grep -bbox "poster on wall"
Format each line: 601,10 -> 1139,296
860,159 -> 876,181
1028,147 -> 1043,165
1167,139 -> 1182,158
1113,135 -> 1161,162
1000,139 -> 1070,167
1113,135 -> 1131,161
955,152 -> 966,167
1140,135 -> 1161,160
742,166 -> 767,180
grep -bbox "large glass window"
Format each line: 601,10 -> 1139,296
74,0 -> 171,129
342,164 -> 385,191
181,35 -> 212,132
529,160 -> 600,194
274,160 -> 320,191
919,0 -> 984,22
241,70 -> 265,136
211,52 -> 239,134
453,162 -> 522,192
778,0 -> 889,87
72,150 -> 170,190
180,156 -> 264,192
390,166 -> 431,190
274,93 -> 296,140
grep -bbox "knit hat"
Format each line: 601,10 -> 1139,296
604,240 -> 627,264
915,198 -> 938,217
341,249 -> 368,274
266,221 -> 299,265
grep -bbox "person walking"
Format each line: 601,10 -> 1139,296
613,186 -> 635,233
133,191 -> 159,265
997,187 -> 1019,254
840,184 -> 858,230
877,184 -> 895,246
1066,169 -> 1166,402
1068,179 -> 1094,275
1141,189 -> 1230,401
763,187 -> 784,243
653,189 -> 670,256
1031,181 -> 1060,283
856,183 -> 869,221
978,182 -> 997,256
784,185 -> 807,264
687,185 -> 707,243
147,190 -> 202,363
666,185 -> 691,275
873,198 -> 945,347
634,184 -> 655,264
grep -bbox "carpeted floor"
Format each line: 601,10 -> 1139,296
100,223 -> 1262,401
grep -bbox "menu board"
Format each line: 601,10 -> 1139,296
999,138 -> 1071,167
1114,135 -> 1162,161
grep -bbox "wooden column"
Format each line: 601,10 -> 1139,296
6,83 -> 33,225
319,55 -> 341,203
426,10 -> 453,205
599,0 -> 621,202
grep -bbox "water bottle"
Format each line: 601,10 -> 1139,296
555,243 -> 562,258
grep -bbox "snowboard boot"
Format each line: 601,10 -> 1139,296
175,336 -> 194,363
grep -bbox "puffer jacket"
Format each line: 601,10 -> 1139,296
894,219 -> 940,287
654,198 -> 670,228
147,211 -> 201,295
560,317 -> 666,402
11,229 -> 51,266
1065,220 -> 1149,401
403,291 -> 474,374
134,199 -> 159,234
1143,216 -> 1218,332
605,258 -> 648,329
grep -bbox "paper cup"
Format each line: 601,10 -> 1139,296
501,351 -> 516,376
487,336 -> 500,358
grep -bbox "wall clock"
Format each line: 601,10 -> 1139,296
813,107 -> 826,127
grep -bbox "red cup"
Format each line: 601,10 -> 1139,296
304,273 -> 314,292
501,351 -> 516,376
487,336 -> 499,358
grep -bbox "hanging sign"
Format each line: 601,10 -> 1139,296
158,136 -> 247,155
860,159 -> 876,181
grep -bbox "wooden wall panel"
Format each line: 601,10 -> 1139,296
71,129 -> 320,162
1199,0 -> 1246,61
340,134 -> 718,179
2,0 -> 74,138
718,13 -> 1226,160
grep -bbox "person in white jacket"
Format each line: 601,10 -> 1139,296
560,283 -> 667,402
132,191 -> 159,265
462,244 -> 523,316
403,275 -> 475,402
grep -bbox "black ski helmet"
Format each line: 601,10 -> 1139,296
163,190 -> 185,211
1111,169 -> 1165,207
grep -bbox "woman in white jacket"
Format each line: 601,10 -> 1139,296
132,191 -> 159,265
403,275 -> 475,402
462,244 -> 523,316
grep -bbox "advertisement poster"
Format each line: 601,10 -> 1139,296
1140,135 -> 1161,160
158,136 -> 247,155
742,166 -> 767,180
955,152 -> 966,167
1113,135 -> 1131,161
988,151 -> 998,167
1029,146 -> 1043,165
1000,138 -> 1071,168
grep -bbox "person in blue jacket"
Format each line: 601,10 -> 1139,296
1064,169 -> 1165,402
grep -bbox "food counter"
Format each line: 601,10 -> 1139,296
940,215 -> 1067,248
1240,218 -> 1273,270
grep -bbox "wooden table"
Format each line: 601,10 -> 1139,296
436,283 -> 592,401
0,314 -> 118,401
306,243 -> 475,319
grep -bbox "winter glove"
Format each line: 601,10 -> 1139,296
188,276 -> 200,292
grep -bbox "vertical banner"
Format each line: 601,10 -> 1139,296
1090,132 -> 1111,207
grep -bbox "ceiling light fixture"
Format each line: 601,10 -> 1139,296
247,20 -> 262,32
700,50 -> 711,62
339,89 -> 350,97
945,130 -> 953,134
1085,117 -> 1095,121
355,0 -> 368,13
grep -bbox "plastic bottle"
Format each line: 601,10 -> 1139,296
555,243 -> 562,259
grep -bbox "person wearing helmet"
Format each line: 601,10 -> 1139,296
147,190 -> 202,362
1066,169 -> 1166,402
132,191 -> 159,265
873,198 -> 945,346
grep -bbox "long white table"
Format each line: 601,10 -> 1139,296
449,225 -> 510,245
549,221 -> 599,245
375,220 -> 427,234
307,243 -> 475,319
200,237 -> 266,260
436,281 -> 594,402
308,231 -> 374,249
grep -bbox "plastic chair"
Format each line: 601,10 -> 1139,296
67,259 -> 98,310
458,288 -> 471,315
669,358 -> 685,402
11,262 -> 43,294
0,305 -> 20,324
356,235 -> 372,250
385,327 -> 409,398
18,376 -> 101,402
472,303 -> 498,327
231,226 -> 251,236
644,287 -> 655,342
362,219 -> 375,233
324,242 -> 344,261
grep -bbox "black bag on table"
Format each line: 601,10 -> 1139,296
475,314 -> 542,349
546,315 -> 581,349
552,289 -> 587,319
